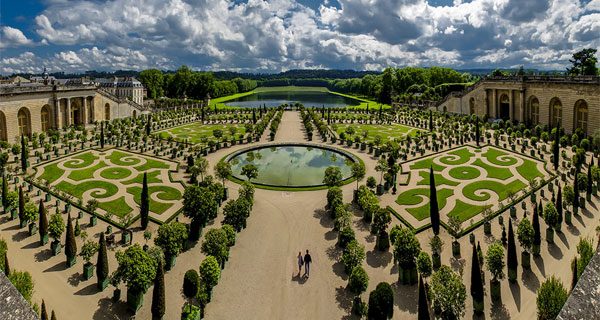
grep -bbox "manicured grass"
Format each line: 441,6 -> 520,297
334,123 -> 421,143
68,162 -> 108,181
154,123 -> 246,145
396,188 -> 453,221
439,148 -> 474,165
107,150 -> 142,166
39,163 -> 65,184
127,186 -> 181,214
415,171 -> 459,187
484,148 -> 518,166
134,158 -> 171,171
462,179 -> 526,202
517,158 -> 545,181
448,166 -> 480,180
100,167 -> 133,180
472,159 -> 513,180
448,200 -> 492,222
410,157 -> 445,172
55,180 -> 119,199
63,152 -> 98,169
122,171 -> 163,185
97,197 -> 133,218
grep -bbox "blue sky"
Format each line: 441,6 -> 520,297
0,0 -> 598,74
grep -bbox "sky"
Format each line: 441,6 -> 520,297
0,0 -> 599,75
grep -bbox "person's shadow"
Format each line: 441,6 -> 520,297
291,272 -> 308,284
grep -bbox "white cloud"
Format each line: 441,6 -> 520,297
0,26 -> 33,49
0,0 -> 597,74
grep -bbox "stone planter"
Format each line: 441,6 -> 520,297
473,298 -> 484,315
521,251 -> 531,270
432,253 -> 441,270
510,206 -> 516,218
45,193 -> 51,202
490,280 -> 501,302
546,227 -> 554,244
40,233 -> 48,246
66,255 -> 77,268
122,231 -> 131,245
484,221 -> 491,235
10,209 -> 17,220
106,226 -> 112,234
533,243 -> 540,256
376,184 -> 384,196
398,266 -> 418,285
90,215 -> 97,227
19,219 -> 27,229
112,288 -> 121,302
83,262 -> 95,280
531,193 -> 537,203
51,240 -> 61,256
28,223 -> 38,236
469,233 -> 475,244
166,255 -> 176,271
127,288 -> 145,312
452,241 -> 461,257
565,210 -> 571,225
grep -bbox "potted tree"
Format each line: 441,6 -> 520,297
544,203 -> 559,244
517,217 -> 534,270
112,244 -> 157,312
48,213 -> 65,256
447,216 -> 462,256
154,221 -> 188,271
38,202 -> 49,245
482,207 -> 493,235
429,235 -> 443,270
486,242 -> 505,302
80,235 -> 99,280
23,202 -> 38,236
393,228 -> 421,285
215,161 -> 232,201
86,199 -> 99,227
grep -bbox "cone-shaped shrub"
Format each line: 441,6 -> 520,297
418,276 -> 431,320
39,202 -> 49,244
140,172 -> 149,230
429,167 -> 440,235
470,244 -> 484,314
507,221 -> 518,282
96,233 -> 109,289
65,214 -> 77,267
151,261 -> 165,319
532,204 -> 541,255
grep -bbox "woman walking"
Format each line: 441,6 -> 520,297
297,252 -> 304,276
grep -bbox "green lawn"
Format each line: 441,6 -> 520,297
100,167 -> 133,180
472,159 -> 513,180
68,162 -> 108,181
447,166 -> 480,180
334,123 -> 421,144
415,171 -> 460,187
439,148 -> 474,165
39,163 -> 65,184
484,148 -> 518,166
396,188 -> 453,221
127,185 -> 182,215
410,157 -> 445,172
517,158 -> 545,181
154,123 -> 247,145
462,179 -> 527,202
448,200 -> 492,222
63,152 -> 98,169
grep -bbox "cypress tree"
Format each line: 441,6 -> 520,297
429,110 -> 433,131
532,204 -> 541,256
507,221 -> 518,282
418,276 -> 431,320
2,173 -> 7,209
477,241 -> 484,266
18,186 -> 25,227
100,121 -> 105,148
552,122 -> 560,170
96,233 -> 109,290
470,243 -> 484,314
475,116 -> 480,146
39,201 -> 49,245
65,214 -> 76,267
556,186 -> 563,228
41,299 -> 48,320
429,166 -> 440,235
151,261 -> 165,320
20,135 -> 27,173
571,257 -> 578,290
51,310 -> 57,320
4,251 -> 9,275
574,169 -> 580,210
146,116 -> 152,136
587,160 -> 593,197
140,172 -> 149,229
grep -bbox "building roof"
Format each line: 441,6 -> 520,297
0,272 -> 38,320
96,76 -> 143,88
558,248 -> 600,319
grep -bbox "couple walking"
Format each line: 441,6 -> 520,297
297,250 -> 312,278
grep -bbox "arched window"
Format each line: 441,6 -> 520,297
469,98 -> 475,115
575,100 -> 588,133
18,108 -> 31,136
41,105 -> 52,132
104,103 -> 111,120
0,111 -> 7,141
133,110 -> 137,118
529,97 -> 539,124
550,98 -> 562,127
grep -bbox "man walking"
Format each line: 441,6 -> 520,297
303,250 -> 312,278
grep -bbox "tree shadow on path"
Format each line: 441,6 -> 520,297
93,297 -> 129,320
533,255 -> 546,277
521,269 -> 540,293
392,282 -> 417,314
509,281 -> 521,312
490,301 -> 511,320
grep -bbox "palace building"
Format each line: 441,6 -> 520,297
437,76 -> 600,135
0,73 -> 148,143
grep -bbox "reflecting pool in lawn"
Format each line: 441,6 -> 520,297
228,145 -> 356,187
223,90 -> 362,108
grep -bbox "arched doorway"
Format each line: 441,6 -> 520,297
574,100 -> 588,133
469,98 -> 475,115
71,98 -> 83,125
104,103 -> 111,120
443,106 -> 447,113
18,107 -> 31,136
41,104 -> 53,132
549,98 -> 562,127
528,97 -> 540,124
133,110 -> 137,118
499,94 -> 510,120
0,111 -> 7,141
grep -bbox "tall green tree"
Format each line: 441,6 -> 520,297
567,48 -> 598,76
532,203 -> 542,255
587,160 -> 593,198
323,166 -> 343,187
553,123 -> 560,170
183,186 -> 216,241
470,243 -> 484,314
574,169 -> 580,209
2,173 -> 8,209
38,202 -> 49,245
429,265 -> 466,320
140,172 -> 149,230
154,221 -> 188,269
536,276 -> 568,320
41,299 -> 48,320
18,186 -> 25,227
100,121 -> 105,148
368,282 -> 394,320
418,276 -> 431,320
507,221 -> 518,282
151,261 -> 165,320
475,116 -> 480,147
96,233 -> 109,290
139,69 -> 165,100
112,244 -> 157,311
429,110 -> 433,131
20,135 -> 28,173
429,167 -> 440,235
556,185 -> 563,228
65,214 -> 77,267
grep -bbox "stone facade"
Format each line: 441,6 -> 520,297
0,272 -> 38,320
0,84 -> 147,143
558,248 -> 600,319
437,76 -> 600,135
96,77 -> 145,105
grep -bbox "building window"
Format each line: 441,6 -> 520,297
18,108 -> 30,136
529,97 -> 539,124
575,100 -> 588,133
105,103 -> 111,120
41,106 -> 51,131
550,98 -> 562,127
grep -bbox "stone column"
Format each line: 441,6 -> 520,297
66,98 -> 71,127
81,97 -> 87,125
492,89 -> 497,118
508,90 -> 514,120
54,98 -> 62,130
520,90 -> 525,123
